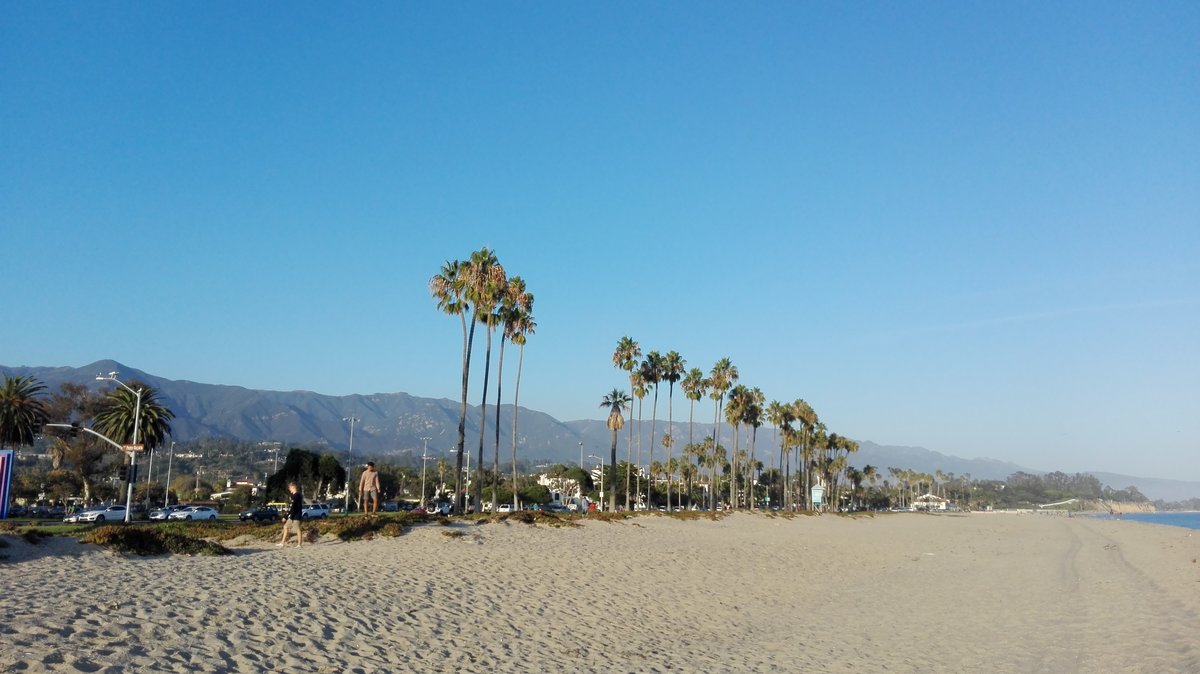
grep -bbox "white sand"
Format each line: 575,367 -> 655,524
3,512 -> 1200,673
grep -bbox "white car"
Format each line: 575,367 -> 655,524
497,503 -> 515,513
68,505 -> 127,523
168,505 -> 219,521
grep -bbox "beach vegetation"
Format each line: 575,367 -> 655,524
79,524 -> 231,556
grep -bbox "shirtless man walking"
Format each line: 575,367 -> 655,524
358,461 -> 381,514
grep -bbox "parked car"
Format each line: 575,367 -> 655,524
168,505 -> 219,521
69,505 -> 127,523
238,506 -> 279,522
300,503 -> 330,520
545,504 -> 570,514
148,504 -> 190,521
428,501 -> 453,516
497,503 -> 515,513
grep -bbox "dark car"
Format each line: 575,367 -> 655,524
238,506 -> 280,522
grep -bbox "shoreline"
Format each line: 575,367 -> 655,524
4,512 -> 1200,673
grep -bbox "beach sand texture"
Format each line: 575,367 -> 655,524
3,512 -> 1199,673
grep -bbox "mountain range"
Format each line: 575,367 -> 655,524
4,359 -> 1198,501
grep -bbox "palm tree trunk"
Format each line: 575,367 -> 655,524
711,397 -> 721,510
666,385 -> 674,510
510,343 -> 525,510
648,387 -> 658,508
456,311 -> 476,514
491,335 -> 507,514
474,326 -> 494,513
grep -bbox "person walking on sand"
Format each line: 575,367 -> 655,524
278,482 -> 304,548
358,461 -> 381,514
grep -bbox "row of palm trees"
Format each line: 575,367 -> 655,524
429,247 -> 535,513
601,337 -> 868,513
0,374 -> 175,501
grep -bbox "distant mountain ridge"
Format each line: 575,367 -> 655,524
4,360 -> 1198,501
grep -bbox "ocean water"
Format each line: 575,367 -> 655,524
1105,512 -> 1200,531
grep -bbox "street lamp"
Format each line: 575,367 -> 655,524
164,441 -> 175,506
419,437 -> 432,509
343,416 -> 359,513
578,441 -> 583,469
96,372 -> 142,523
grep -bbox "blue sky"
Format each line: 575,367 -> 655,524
2,2 -> 1197,480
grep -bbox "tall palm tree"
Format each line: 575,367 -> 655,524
93,383 -> 175,450
599,388 -> 631,513
660,351 -> 685,509
680,368 -> 706,503
630,370 -> 647,509
430,258 -> 476,512
791,399 -> 817,509
0,375 -> 49,451
724,384 -> 749,508
508,299 -> 535,510
492,275 -> 532,512
745,387 -> 765,509
640,351 -> 663,507
707,358 -> 737,509
766,400 -> 791,509
468,247 -> 506,512
612,337 -> 641,510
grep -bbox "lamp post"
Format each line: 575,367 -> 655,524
419,437 -> 432,509
578,441 -> 583,469
343,416 -> 359,513
450,448 -> 471,513
164,441 -> 174,506
96,372 -> 142,523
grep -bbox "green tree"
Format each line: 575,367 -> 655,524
0,374 -> 49,451
680,368 -> 707,508
93,382 -> 175,451
503,278 -> 535,510
612,337 -> 641,509
493,275 -> 532,513
744,387 -> 765,509
599,388 -> 631,512
640,351 -> 663,507
660,351 -> 686,508
429,257 -> 477,514
707,358 -> 737,509
468,247 -> 506,513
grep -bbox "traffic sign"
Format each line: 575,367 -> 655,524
123,444 -> 145,453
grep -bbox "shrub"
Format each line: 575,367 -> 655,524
79,525 -> 231,556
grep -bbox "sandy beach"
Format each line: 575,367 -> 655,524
3,512 -> 1200,673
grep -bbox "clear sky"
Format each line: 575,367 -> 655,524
2,2 -> 1197,479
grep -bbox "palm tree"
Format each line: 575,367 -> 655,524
724,384 -> 749,508
492,275 -> 532,512
640,351 -> 663,507
507,295 -> 535,510
630,370 -> 647,509
766,400 -> 792,509
707,358 -> 737,510
660,351 -> 685,509
745,387 -> 765,509
599,388 -> 631,513
680,368 -> 706,505
468,247 -> 506,512
0,375 -> 49,452
93,383 -> 175,450
612,337 -> 641,510
429,258 -> 476,513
